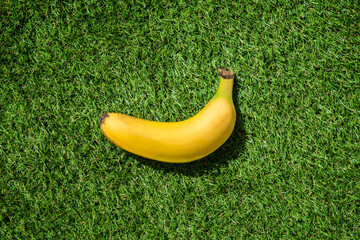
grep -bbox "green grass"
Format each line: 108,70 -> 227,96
1,0 -> 360,238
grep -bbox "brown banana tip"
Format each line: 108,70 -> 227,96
218,67 -> 234,79
100,113 -> 109,125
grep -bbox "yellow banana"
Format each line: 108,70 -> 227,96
100,67 -> 236,163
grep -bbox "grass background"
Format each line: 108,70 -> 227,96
1,0 -> 360,238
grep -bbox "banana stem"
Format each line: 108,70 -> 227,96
215,68 -> 234,100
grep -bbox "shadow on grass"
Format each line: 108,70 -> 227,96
134,75 -> 247,177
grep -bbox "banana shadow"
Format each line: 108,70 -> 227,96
133,75 -> 247,177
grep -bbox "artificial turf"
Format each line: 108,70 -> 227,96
1,0 -> 359,238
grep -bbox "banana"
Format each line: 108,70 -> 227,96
100,67 -> 236,163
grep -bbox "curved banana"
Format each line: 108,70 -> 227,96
100,67 -> 236,163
